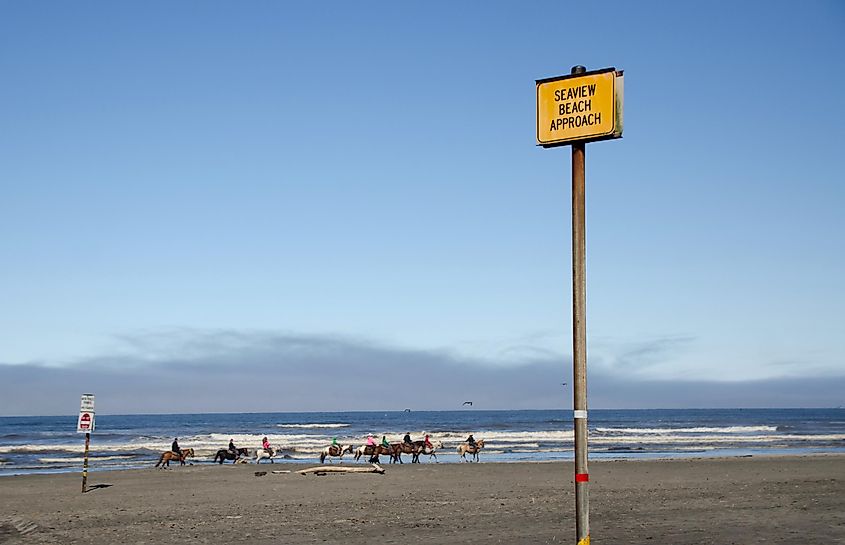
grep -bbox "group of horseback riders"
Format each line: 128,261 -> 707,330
174,436 -> 274,462
171,431 -> 476,463
361,432 -> 436,450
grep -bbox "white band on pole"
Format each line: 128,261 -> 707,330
574,410 -> 588,419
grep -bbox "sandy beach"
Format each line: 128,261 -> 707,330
0,455 -> 843,544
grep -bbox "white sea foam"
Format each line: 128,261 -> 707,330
590,433 -> 845,445
4,430 -> 843,459
595,426 -> 777,434
38,455 -> 137,463
275,423 -> 350,429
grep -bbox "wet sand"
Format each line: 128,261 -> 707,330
0,456 -> 843,544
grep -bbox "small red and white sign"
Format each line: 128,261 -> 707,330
77,412 -> 95,432
77,394 -> 96,433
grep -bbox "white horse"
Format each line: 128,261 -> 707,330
254,448 -> 279,464
319,444 -> 354,464
420,440 -> 444,463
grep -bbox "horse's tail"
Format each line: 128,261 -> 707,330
319,451 -> 327,464
154,453 -> 165,468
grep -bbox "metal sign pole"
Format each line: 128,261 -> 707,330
537,62 -> 621,545
570,64 -> 590,545
82,432 -> 90,493
78,393 -> 95,494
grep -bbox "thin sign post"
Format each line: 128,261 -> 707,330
536,65 -> 624,545
77,394 -> 95,493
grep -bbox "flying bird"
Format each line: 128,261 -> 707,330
462,401 -> 473,406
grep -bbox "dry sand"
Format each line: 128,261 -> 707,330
0,456 -> 843,544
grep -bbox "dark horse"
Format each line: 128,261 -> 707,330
213,447 -> 249,464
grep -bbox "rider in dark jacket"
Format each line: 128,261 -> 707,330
466,434 -> 476,448
228,439 -> 238,456
172,438 -> 181,455
403,433 -> 413,444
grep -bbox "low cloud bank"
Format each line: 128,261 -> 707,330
1,330 -> 842,415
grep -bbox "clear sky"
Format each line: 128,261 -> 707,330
1,1 -> 843,414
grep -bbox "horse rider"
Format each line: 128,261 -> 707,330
171,437 -> 182,456
424,434 -> 433,450
262,436 -> 273,455
228,438 -> 238,457
366,434 -> 376,447
466,434 -> 477,448
403,432 -> 413,445
381,435 -> 390,449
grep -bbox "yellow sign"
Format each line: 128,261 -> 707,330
536,68 -> 623,147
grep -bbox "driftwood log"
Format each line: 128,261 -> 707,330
299,463 -> 385,476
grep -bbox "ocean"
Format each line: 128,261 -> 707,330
1,408 -> 843,476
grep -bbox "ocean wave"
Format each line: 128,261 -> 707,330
3,430 -> 843,459
38,455 -> 138,463
594,426 -> 777,434
590,434 -> 845,445
275,423 -> 350,429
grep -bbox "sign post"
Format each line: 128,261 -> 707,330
536,65 -> 624,545
77,394 -> 95,493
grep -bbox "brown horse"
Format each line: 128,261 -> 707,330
457,440 -> 485,462
319,444 -> 354,464
393,442 -> 424,464
412,440 -> 444,463
356,444 -> 400,463
155,448 -> 195,468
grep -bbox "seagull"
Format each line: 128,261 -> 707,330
462,401 -> 473,406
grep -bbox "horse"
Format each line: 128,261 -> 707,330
457,439 -> 485,462
412,440 -> 444,463
392,441 -> 423,464
213,447 -> 249,464
354,444 -> 378,462
254,448 -> 278,464
155,448 -> 194,468
355,444 -> 399,463
319,444 -> 354,464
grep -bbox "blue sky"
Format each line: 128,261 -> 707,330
1,2 -> 843,413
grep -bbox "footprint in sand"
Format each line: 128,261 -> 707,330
0,517 -> 39,543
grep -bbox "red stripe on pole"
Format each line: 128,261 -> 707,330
575,473 -> 589,483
